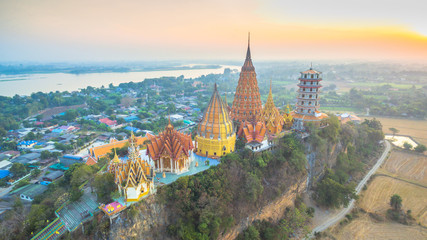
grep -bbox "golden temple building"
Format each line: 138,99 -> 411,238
259,81 -> 284,134
231,33 -> 262,124
195,83 -> 236,158
283,104 -> 294,129
146,119 -> 193,173
108,134 -> 153,203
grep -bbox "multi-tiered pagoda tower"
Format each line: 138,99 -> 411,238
292,66 -> 328,126
195,84 -> 236,158
231,34 -> 262,124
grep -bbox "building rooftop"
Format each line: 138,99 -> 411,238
42,170 -> 64,181
12,153 -> 41,164
19,184 -> 48,198
0,170 -> 10,179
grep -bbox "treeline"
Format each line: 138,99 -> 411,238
0,159 -> 108,240
309,116 -> 384,208
0,92 -> 85,130
155,134 -> 307,240
322,86 -> 427,119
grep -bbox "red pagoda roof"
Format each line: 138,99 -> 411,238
146,120 -> 193,161
301,68 -> 322,74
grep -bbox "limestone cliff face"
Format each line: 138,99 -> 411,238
109,195 -> 172,240
306,141 -> 343,189
108,177 -> 307,240
219,178 -> 307,240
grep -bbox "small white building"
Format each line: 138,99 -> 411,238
169,114 -> 184,122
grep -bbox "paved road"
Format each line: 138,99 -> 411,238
308,140 -> 391,238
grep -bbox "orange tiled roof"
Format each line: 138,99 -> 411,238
238,121 -> 266,143
90,136 -> 147,159
146,121 -> 193,161
291,111 -> 328,121
86,155 -> 97,166
301,69 -> 322,74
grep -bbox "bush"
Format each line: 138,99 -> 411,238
414,144 -> 426,153
403,142 -> 412,150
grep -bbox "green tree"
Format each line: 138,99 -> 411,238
40,150 -> 52,160
390,194 -> 402,211
243,226 -> 260,240
10,163 -> 27,178
93,173 -> 117,203
414,144 -> 427,153
403,142 -> 412,150
389,127 -> 399,138
31,169 -> 42,178
24,131 -> 36,140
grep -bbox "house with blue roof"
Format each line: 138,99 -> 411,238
124,115 -> 140,122
124,126 -> 140,133
0,170 -> 10,179
17,140 -> 38,150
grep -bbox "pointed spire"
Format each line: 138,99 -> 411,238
214,82 -> 217,92
246,32 -> 251,60
269,79 -> 272,94
112,147 -> 120,163
310,62 -> 313,70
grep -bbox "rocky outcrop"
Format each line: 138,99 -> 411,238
109,195 -> 172,240
219,177 -> 307,240
108,177 -> 307,240
306,141 -> 344,189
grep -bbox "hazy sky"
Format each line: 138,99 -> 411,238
1,0 -> 426,62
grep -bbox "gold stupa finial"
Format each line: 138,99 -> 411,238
112,147 -> 120,163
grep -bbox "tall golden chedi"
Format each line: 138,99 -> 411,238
231,34 -> 262,123
108,133 -> 154,203
259,81 -> 284,134
195,83 -> 236,158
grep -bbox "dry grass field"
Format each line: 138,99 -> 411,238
359,175 -> 427,225
382,150 -> 427,185
329,214 -> 427,240
326,149 -> 427,239
366,117 -> 427,146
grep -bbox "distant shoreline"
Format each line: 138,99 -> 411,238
0,64 -> 222,76
0,64 -> 239,97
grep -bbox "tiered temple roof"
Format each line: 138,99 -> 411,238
238,119 -> 267,143
231,33 -> 262,123
283,104 -> 294,129
259,81 -> 284,134
195,84 -> 236,158
146,119 -> 193,172
108,133 -> 152,202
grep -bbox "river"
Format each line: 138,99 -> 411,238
0,65 -> 239,97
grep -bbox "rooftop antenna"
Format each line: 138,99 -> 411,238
310,62 -> 313,70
